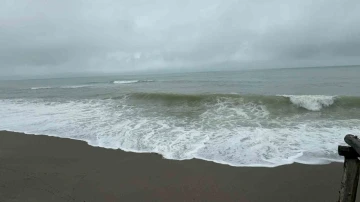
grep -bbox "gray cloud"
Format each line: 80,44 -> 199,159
1,0 -> 360,76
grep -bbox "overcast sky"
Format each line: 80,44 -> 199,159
1,0 -> 360,76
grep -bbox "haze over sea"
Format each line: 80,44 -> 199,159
1,65 -> 359,167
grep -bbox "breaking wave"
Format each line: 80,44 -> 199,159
281,95 -> 335,111
1,93 -> 359,167
124,92 -> 360,112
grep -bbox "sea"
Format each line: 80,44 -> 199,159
1,65 -> 359,167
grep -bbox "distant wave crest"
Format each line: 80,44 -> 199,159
60,85 -> 93,89
112,80 -> 154,84
30,80 -> 155,90
31,85 -> 92,90
30,86 -> 52,90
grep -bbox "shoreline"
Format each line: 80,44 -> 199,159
1,129 -> 342,168
0,130 -> 355,201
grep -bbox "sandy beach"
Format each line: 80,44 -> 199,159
0,130 -> 354,202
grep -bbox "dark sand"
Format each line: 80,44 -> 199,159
0,131 -> 354,202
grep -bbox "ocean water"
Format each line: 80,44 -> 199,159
1,66 -> 360,167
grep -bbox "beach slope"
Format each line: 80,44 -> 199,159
0,131 -> 352,202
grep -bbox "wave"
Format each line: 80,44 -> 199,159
59,85 -> 94,89
30,85 -> 93,90
1,98 -> 357,167
123,92 -> 360,112
30,86 -> 52,90
2,93 -> 359,167
281,95 -> 335,111
30,80 -> 155,90
112,80 -> 154,84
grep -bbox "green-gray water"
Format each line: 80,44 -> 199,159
1,66 -> 359,166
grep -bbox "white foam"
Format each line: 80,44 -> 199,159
31,80 -> 153,89
31,84 -> 94,90
281,95 -> 336,111
0,98 -> 355,167
112,80 -> 154,84
113,80 -> 139,84
30,86 -> 53,90
60,85 -> 93,89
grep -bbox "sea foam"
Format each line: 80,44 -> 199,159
0,97 -> 354,167
113,80 -> 139,84
30,86 -> 53,90
112,80 -> 154,84
281,95 -> 336,111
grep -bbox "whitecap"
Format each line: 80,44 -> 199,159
113,80 -> 139,84
281,95 -> 336,111
30,86 -> 53,90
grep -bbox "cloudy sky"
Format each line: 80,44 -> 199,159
1,0 -> 360,76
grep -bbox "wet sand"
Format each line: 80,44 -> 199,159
0,130 -> 353,202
